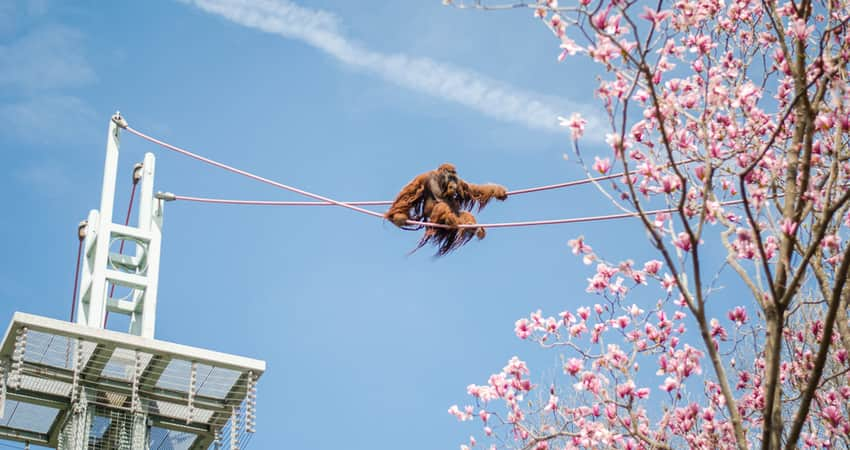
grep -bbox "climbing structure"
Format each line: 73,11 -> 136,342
0,113 -> 265,449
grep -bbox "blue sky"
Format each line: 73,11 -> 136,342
0,1 -> 685,448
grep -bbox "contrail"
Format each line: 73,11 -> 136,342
179,0 -> 600,134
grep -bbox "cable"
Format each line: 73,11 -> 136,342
103,164 -> 142,328
69,222 -> 86,323
169,195 -> 391,207
468,198 -> 747,228
161,171 -> 626,208
167,193 -> 749,229
506,172 -> 623,196
124,126 -> 386,220
123,123 -> 707,230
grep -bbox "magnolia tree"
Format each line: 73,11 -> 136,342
444,0 -> 850,449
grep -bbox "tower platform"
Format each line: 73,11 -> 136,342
0,313 -> 264,449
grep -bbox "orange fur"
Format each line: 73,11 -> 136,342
463,183 -> 508,210
385,173 -> 430,228
385,163 -> 506,255
458,211 -> 486,240
430,202 -> 459,226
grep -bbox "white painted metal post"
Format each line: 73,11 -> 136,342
143,187 -> 164,338
77,113 -> 165,338
130,152 -> 162,338
87,114 -> 123,329
76,210 -> 99,327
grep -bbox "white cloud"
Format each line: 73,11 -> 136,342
0,21 -> 97,147
13,160 -> 75,197
0,24 -> 96,91
0,95 -> 97,145
180,0 -> 599,134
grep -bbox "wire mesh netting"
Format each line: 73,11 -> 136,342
0,315 -> 262,449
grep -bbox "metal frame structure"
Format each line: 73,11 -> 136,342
0,313 -> 263,449
0,113 -> 266,449
77,114 -> 162,338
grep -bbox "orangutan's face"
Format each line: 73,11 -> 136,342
439,166 -> 459,198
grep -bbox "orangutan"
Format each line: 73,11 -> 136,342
385,163 -> 507,255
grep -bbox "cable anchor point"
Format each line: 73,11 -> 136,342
132,162 -> 144,184
111,111 -> 129,129
77,220 -> 88,240
155,191 -> 176,202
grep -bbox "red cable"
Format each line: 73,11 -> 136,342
103,181 -> 138,328
69,235 -> 84,323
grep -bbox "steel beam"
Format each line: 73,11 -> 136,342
81,343 -> 116,379
0,314 -> 265,374
0,424 -> 49,446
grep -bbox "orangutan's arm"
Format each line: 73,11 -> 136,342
462,182 -> 508,210
385,172 -> 431,227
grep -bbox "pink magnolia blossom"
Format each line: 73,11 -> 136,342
788,18 -> 814,41
727,306 -> 748,325
822,406 -> 842,428
780,218 -> 797,235
673,232 -> 692,251
660,377 -> 679,392
558,113 -> 587,139
592,156 -> 611,174
643,260 -> 663,274
564,358 -> 583,376
822,234 -> 841,252
515,318 -> 532,339
449,1 -> 850,448
661,273 -> 676,292
558,37 -> 582,61
449,405 -> 473,422
639,7 -> 672,25
543,393 -> 559,411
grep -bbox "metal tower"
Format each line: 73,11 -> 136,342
0,113 -> 265,449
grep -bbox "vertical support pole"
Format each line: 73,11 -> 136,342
12,327 -> 27,390
213,428 -> 222,450
71,339 -> 82,406
77,210 -> 99,327
88,113 -> 124,329
131,413 -> 149,450
187,361 -> 197,424
130,152 -> 162,338
230,405 -> 239,450
62,387 -> 90,450
78,393 -> 92,450
130,349 -> 151,449
0,359 -> 6,418
245,371 -> 256,433
131,350 -> 141,413
136,153 -> 156,235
